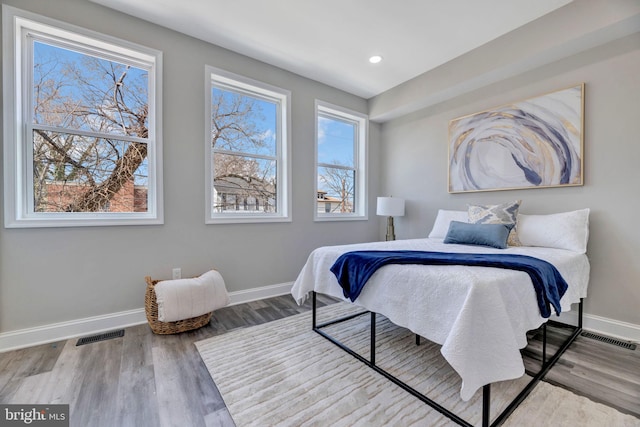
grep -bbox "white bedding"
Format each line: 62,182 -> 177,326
291,237 -> 590,401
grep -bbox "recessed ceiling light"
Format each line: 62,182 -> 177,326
369,55 -> 383,64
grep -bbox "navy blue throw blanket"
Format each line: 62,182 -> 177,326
330,250 -> 568,318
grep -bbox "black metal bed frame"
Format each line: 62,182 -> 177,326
312,291 -> 583,427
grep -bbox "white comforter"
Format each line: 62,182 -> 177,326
291,238 -> 590,401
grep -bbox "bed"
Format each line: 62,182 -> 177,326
291,208 -> 590,426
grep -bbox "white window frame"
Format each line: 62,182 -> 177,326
2,6 -> 163,228
205,65 -> 291,224
315,100 -> 368,221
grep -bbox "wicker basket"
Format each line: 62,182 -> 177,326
144,276 -> 213,334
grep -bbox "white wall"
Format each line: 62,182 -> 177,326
377,33 -> 640,337
0,0 -> 381,337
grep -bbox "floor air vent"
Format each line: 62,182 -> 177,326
76,329 -> 125,346
581,331 -> 636,350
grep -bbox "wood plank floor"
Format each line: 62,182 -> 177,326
0,294 -> 638,426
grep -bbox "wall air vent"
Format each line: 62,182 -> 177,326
580,331 -> 636,350
76,329 -> 125,346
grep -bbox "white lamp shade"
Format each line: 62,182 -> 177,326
376,197 -> 405,217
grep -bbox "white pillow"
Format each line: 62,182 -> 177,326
428,209 -> 468,238
517,209 -> 590,253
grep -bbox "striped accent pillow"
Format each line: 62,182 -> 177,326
468,200 -> 522,246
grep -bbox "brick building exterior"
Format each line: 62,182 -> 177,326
41,181 -> 147,212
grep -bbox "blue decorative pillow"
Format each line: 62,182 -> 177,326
443,221 -> 513,249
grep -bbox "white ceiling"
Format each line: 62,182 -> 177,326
90,0 -> 573,99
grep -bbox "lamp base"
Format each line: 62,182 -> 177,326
385,216 -> 395,241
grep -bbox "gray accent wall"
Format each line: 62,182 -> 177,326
0,0 -> 380,333
377,32 -> 640,327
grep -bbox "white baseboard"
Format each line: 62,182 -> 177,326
556,309 -> 640,343
0,308 -> 147,353
0,282 -> 294,353
4,282 -> 638,353
227,281 -> 293,306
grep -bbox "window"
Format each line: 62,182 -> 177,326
315,101 -> 367,220
2,6 -> 163,227
205,66 -> 291,223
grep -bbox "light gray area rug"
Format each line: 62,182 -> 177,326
196,303 -> 640,427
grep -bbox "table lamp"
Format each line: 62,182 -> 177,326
376,196 -> 405,241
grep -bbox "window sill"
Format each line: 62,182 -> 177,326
314,214 -> 368,222
206,215 -> 292,225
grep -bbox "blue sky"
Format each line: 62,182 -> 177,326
317,115 -> 355,167
211,87 -> 277,157
33,41 -> 148,134
33,40 -> 150,185
33,40 -> 355,193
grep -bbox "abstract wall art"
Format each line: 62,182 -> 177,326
448,84 -> 584,193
